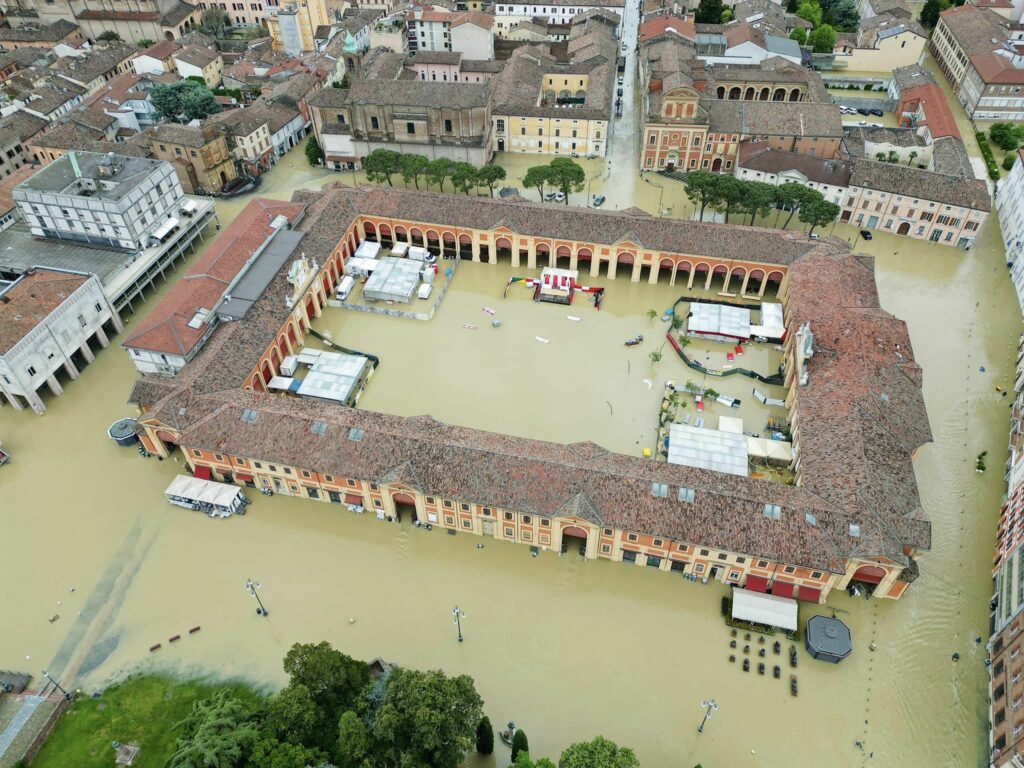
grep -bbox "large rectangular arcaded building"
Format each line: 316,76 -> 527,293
128,186 -> 932,606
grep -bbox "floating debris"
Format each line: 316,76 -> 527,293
483,307 -> 496,315
535,336 -> 550,344
463,324 -> 478,330
567,315 -> 581,322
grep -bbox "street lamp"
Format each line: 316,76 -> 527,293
246,578 -> 269,617
41,670 -> 72,701
452,605 -> 465,642
698,699 -> 718,733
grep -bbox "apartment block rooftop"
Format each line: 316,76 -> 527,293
16,151 -> 170,203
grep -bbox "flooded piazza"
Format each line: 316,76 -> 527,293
0,146 -> 1019,767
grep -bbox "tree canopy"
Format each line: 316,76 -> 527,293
151,80 -> 221,122
991,122 -> 1024,151
559,736 -> 640,768
166,689 -> 258,768
372,668 -> 483,768
789,27 -> 808,44
425,157 -> 456,191
821,0 -> 859,31
282,641 -> 370,723
796,0 -> 822,26
450,161 -> 478,194
476,716 -> 494,755
305,136 -> 324,166
202,7 -> 231,37
400,153 -> 430,188
798,197 -> 841,235
919,0 -> 949,27
694,0 -> 724,23
476,164 -> 507,196
363,149 -> 401,186
546,157 -> 586,202
97,30 -> 121,41
523,165 -> 551,200
808,23 -> 837,52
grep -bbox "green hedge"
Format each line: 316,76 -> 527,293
977,132 -> 1001,181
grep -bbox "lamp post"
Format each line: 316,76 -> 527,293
698,699 -> 717,733
452,605 -> 465,642
42,670 -> 72,701
246,578 -> 269,617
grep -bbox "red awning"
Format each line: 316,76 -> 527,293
235,473 -> 253,483
852,565 -> 886,584
797,586 -> 821,603
771,580 -> 794,599
344,493 -> 363,505
193,465 -> 211,480
745,575 -> 768,593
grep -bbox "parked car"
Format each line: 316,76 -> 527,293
617,87 -> 623,96
593,194 -> 606,207
585,152 -> 599,159
868,108 -> 883,117
860,230 -> 873,240
544,191 -> 558,201
617,76 -> 624,86
839,105 -> 856,114
552,191 -> 566,202
857,108 -> 870,115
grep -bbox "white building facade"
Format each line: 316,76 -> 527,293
13,152 -> 186,252
999,150 -> 1024,311
492,0 -> 623,35
0,269 -> 122,414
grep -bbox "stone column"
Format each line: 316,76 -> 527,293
607,256 -> 617,280
63,358 -> 79,380
26,389 -> 45,414
471,235 -> 481,262
589,258 -> 600,279
109,308 -> 125,334
95,327 -> 110,349
740,272 -> 751,295
721,270 -> 732,293
46,374 -> 63,396
4,391 -> 24,411
758,280 -> 768,298
79,339 -> 95,363
630,260 -> 642,283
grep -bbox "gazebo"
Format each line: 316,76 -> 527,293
805,615 -> 853,663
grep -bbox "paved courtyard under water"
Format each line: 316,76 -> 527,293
0,148 -> 1019,767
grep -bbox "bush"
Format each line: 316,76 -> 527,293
511,730 -> 529,763
977,132 -> 1002,181
721,596 -> 730,616
1005,154 -> 1018,172
476,716 -> 494,755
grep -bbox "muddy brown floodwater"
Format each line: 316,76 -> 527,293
0,147 -> 1017,768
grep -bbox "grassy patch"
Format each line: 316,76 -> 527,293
31,675 -> 262,768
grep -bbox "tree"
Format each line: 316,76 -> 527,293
741,180 -> 777,225
710,175 -> 745,223
180,85 -> 221,120
908,150 -> 918,166
136,38 -> 155,48
399,153 -> 429,188
990,122 -> 1024,151
789,27 -> 808,45
720,8 -> 733,21
97,30 -> 121,41
266,683 -> 326,749
425,157 -> 455,191
248,737 -> 326,768
822,0 -> 859,31
151,80 -> 219,122
523,165 -> 551,200
282,642 -> 370,723
166,689 -> 258,768
515,753 -> 557,768
450,161 -> 478,194
808,23 -> 836,52
919,0 -> 948,28
558,736 -> 640,768
547,157 -> 585,203
337,710 -> 372,768
476,717 -> 494,755
306,136 -> 324,166
684,170 -> 718,220
694,0 -> 723,23
875,151 -> 887,161
799,197 -> 840,235
796,1 -> 822,27
1005,153 -> 1017,171
373,669 -> 483,768
776,183 -> 820,228
476,164 -> 507,196
364,149 -> 402,186
649,349 -> 663,365
202,7 -> 231,37
886,150 -> 899,163
512,730 -> 530,764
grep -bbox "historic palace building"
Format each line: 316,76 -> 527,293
128,186 -> 932,605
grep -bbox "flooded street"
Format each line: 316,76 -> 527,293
0,135 -> 1017,767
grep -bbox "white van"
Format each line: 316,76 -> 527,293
337,275 -> 355,301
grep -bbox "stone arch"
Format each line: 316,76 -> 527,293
717,86 -> 725,99
576,247 -> 592,262
410,227 -> 424,246
458,233 -> 473,258
574,89 -> 585,98
442,231 -> 456,256
616,251 -> 634,264
759,87 -> 770,100
729,86 -> 741,100
766,270 -> 784,284
789,88 -> 800,101
394,225 -> 408,241
852,565 -> 886,584
744,87 -> 755,100
364,221 -> 377,239
773,88 -> 786,101
261,361 -> 273,383
496,236 -> 512,250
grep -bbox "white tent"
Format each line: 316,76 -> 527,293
750,302 -> 786,340
718,415 -> 744,434
165,475 -> 246,512
354,240 -> 381,259
667,423 -> 749,477
731,587 -> 798,631
687,302 -> 751,341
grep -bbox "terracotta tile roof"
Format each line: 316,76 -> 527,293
175,46 -> 220,68
0,110 -> 47,145
122,198 -> 305,356
0,268 -> 88,354
707,100 -> 844,138
0,19 -> 78,42
52,41 -> 138,85
849,158 -> 991,211
31,120 -> 103,150
138,39 -> 181,61
76,8 -> 159,20
451,10 -> 494,28
896,82 -> 961,140
938,4 -> 1010,56
0,165 -> 38,216
970,51 -> 1024,84
639,15 -> 695,42
146,123 -> 213,148
130,186 -> 931,575
738,144 -> 852,186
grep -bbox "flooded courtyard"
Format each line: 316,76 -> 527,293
0,138 -> 1018,767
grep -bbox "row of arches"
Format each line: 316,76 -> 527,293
716,85 -> 803,102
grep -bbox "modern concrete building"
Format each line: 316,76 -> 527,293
129,186 -> 932,607
999,151 -> 1024,312
13,151 -> 185,252
0,267 -> 122,414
